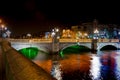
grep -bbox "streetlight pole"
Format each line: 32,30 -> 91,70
1,24 -> 4,37
0,24 -> 8,38
91,28 -> 99,52
94,29 -> 99,39
51,28 -> 60,54
0,19 -> 7,38
0,19 -> 11,38
51,28 -> 62,80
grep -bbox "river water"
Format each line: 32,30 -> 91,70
34,50 -> 120,80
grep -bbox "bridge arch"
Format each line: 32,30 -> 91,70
59,44 -> 91,57
100,45 -> 117,51
19,47 -> 39,59
97,43 -> 118,51
11,43 -> 51,53
60,42 -> 91,50
18,47 -> 49,60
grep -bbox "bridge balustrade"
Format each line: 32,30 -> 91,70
79,39 -> 92,42
110,39 -> 119,42
59,39 -> 92,42
7,39 -> 30,42
98,39 -> 119,42
59,39 -> 77,42
29,39 -> 52,43
6,38 -> 120,43
98,39 -> 110,42
7,39 -> 52,43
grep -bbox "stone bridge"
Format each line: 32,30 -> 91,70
7,38 -> 120,52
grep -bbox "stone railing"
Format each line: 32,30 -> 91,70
59,39 -> 92,42
6,38 -> 120,43
7,38 -> 52,43
98,39 -> 119,42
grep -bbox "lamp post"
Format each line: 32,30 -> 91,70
0,19 -> 11,38
51,28 -> 60,54
51,28 -> 62,80
91,28 -> 99,52
0,24 -> 5,38
0,24 -> 8,38
0,19 -> 8,38
94,29 -> 99,39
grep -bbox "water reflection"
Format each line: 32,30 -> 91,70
115,52 -> 120,79
51,61 -> 62,80
34,51 -> 120,80
60,54 -> 92,80
90,54 -> 101,80
100,51 -> 117,80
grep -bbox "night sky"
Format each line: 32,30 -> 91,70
0,0 -> 119,35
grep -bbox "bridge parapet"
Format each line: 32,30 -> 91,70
110,39 -> 119,42
7,38 -> 52,43
98,39 -> 119,42
8,39 -> 93,43
78,39 -> 92,42
6,38 -> 120,43
5,38 -> 120,51
60,39 -> 92,42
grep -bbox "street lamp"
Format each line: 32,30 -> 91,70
0,24 -> 5,37
84,33 -> 88,39
0,24 -> 11,38
93,29 -> 99,39
51,28 -> 60,53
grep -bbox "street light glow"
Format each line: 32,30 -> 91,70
1,24 -> 5,28
51,32 -> 55,37
0,19 -> 11,38
55,28 -> 59,32
84,33 -> 88,36
0,19 -> 2,23
94,29 -> 99,34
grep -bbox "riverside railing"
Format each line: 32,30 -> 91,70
0,39 -> 56,80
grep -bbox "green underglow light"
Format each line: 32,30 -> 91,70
60,45 -> 91,57
19,47 -> 39,59
60,51 -> 64,58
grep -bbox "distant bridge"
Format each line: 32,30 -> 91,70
6,38 -> 120,52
